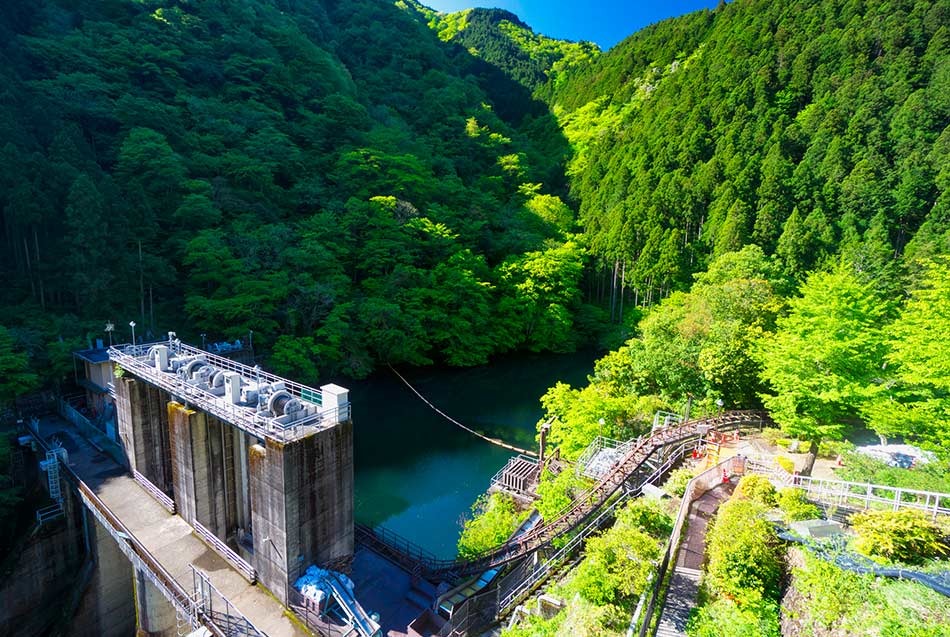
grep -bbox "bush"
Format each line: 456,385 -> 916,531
535,468 -> 588,522
733,474 -> 777,506
686,594 -> 780,637
706,499 -> 784,599
760,427 -> 784,446
662,466 -> 694,498
818,438 -> 855,460
457,492 -> 524,559
790,549 -> 950,635
775,455 -> 795,474
851,509 -> 949,564
838,453 -> 950,494
776,488 -> 821,523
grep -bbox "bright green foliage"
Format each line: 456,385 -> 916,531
425,7 -> 598,93
0,0 -> 586,378
535,469 -> 588,523
457,492 -> 525,560
776,488 -> 821,523
692,495 -> 784,637
539,380 -> 665,461
836,453 -> 950,495
597,246 -> 786,406
790,549 -> 950,636
705,499 -> 784,600
850,509 -> 949,564
864,260 -> 950,453
687,595 -> 780,637
733,475 -> 777,506
563,499 -> 669,605
756,268 -> 891,467
553,0 -> 946,299
662,466 -> 694,498
774,455 -> 795,474
0,327 -> 38,408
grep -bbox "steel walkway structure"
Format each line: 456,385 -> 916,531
363,411 -> 769,583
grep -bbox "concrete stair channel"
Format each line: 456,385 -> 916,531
655,567 -> 701,637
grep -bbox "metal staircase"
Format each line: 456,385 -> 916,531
36,446 -> 68,524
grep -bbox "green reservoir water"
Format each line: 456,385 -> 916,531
346,350 -> 598,559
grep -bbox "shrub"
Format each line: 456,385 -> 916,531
617,498 -> 673,539
776,488 -> 821,523
535,468 -> 587,522
760,427 -> 784,446
851,509 -> 949,564
775,455 -> 795,474
686,594 -> 780,637
733,474 -> 777,506
706,499 -> 784,599
567,511 -> 662,604
457,492 -> 524,559
818,439 -> 855,459
662,466 -> 694,498
838,453 -> 950,494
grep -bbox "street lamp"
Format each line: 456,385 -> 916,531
598,417 -> 605,439
129,321 -> 136,347
105,321 -> 114,347
715,398 -> 724,418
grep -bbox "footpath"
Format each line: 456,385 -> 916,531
654,480 -> 735,637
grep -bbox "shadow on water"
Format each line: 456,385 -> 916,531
341,349 -> 598,559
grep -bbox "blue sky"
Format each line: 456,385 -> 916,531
422,0 -> 720,50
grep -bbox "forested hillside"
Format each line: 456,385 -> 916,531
1,0 -> 947,397
550,0 -> 948,302
0,0 -> 593,385
409,3 -> 599,95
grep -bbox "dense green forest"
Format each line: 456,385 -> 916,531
551,0 -> 948,303
0,0 -> 595,388
0,0 -> 947,414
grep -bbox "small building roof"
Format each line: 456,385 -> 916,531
74,348 -> 111,364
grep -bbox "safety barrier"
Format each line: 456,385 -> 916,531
133,470 -> 176,514
193,520 -> 257,583
745,458 -> 950,520
637,457 -> 737,637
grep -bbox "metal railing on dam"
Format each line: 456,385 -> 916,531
110,341 -> 350,443
421,411 -> 769,579
27,428 -> 264,637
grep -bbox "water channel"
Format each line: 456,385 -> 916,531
345,350 -> 599,559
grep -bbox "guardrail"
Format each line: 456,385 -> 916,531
192,566 -> 266,636
110,342 -> 348,444
133,470 -> 176,514
495,438 -> 697,617
25,428 -> 258,637
638,457 -> 738,637
194,520 -> 257,583
745,459 -> 950,520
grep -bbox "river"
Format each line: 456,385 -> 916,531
344,350 -> 598,559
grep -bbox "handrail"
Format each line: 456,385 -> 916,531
638,457 -> 737,637
407,411 -> 768,578
25,428 -> 249,637
110,342 -> 350,444
745,459 -> 950,520
133,470 -> 176,514
194,520 -> 257,583
495,438 -> 698,617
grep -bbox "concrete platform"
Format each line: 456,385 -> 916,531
36,415 -> 311,637
350,546 -> 438,637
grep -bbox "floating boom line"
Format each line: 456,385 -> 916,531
388,364 -> 538,457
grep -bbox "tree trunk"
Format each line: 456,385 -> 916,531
801,439 -> 819,476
